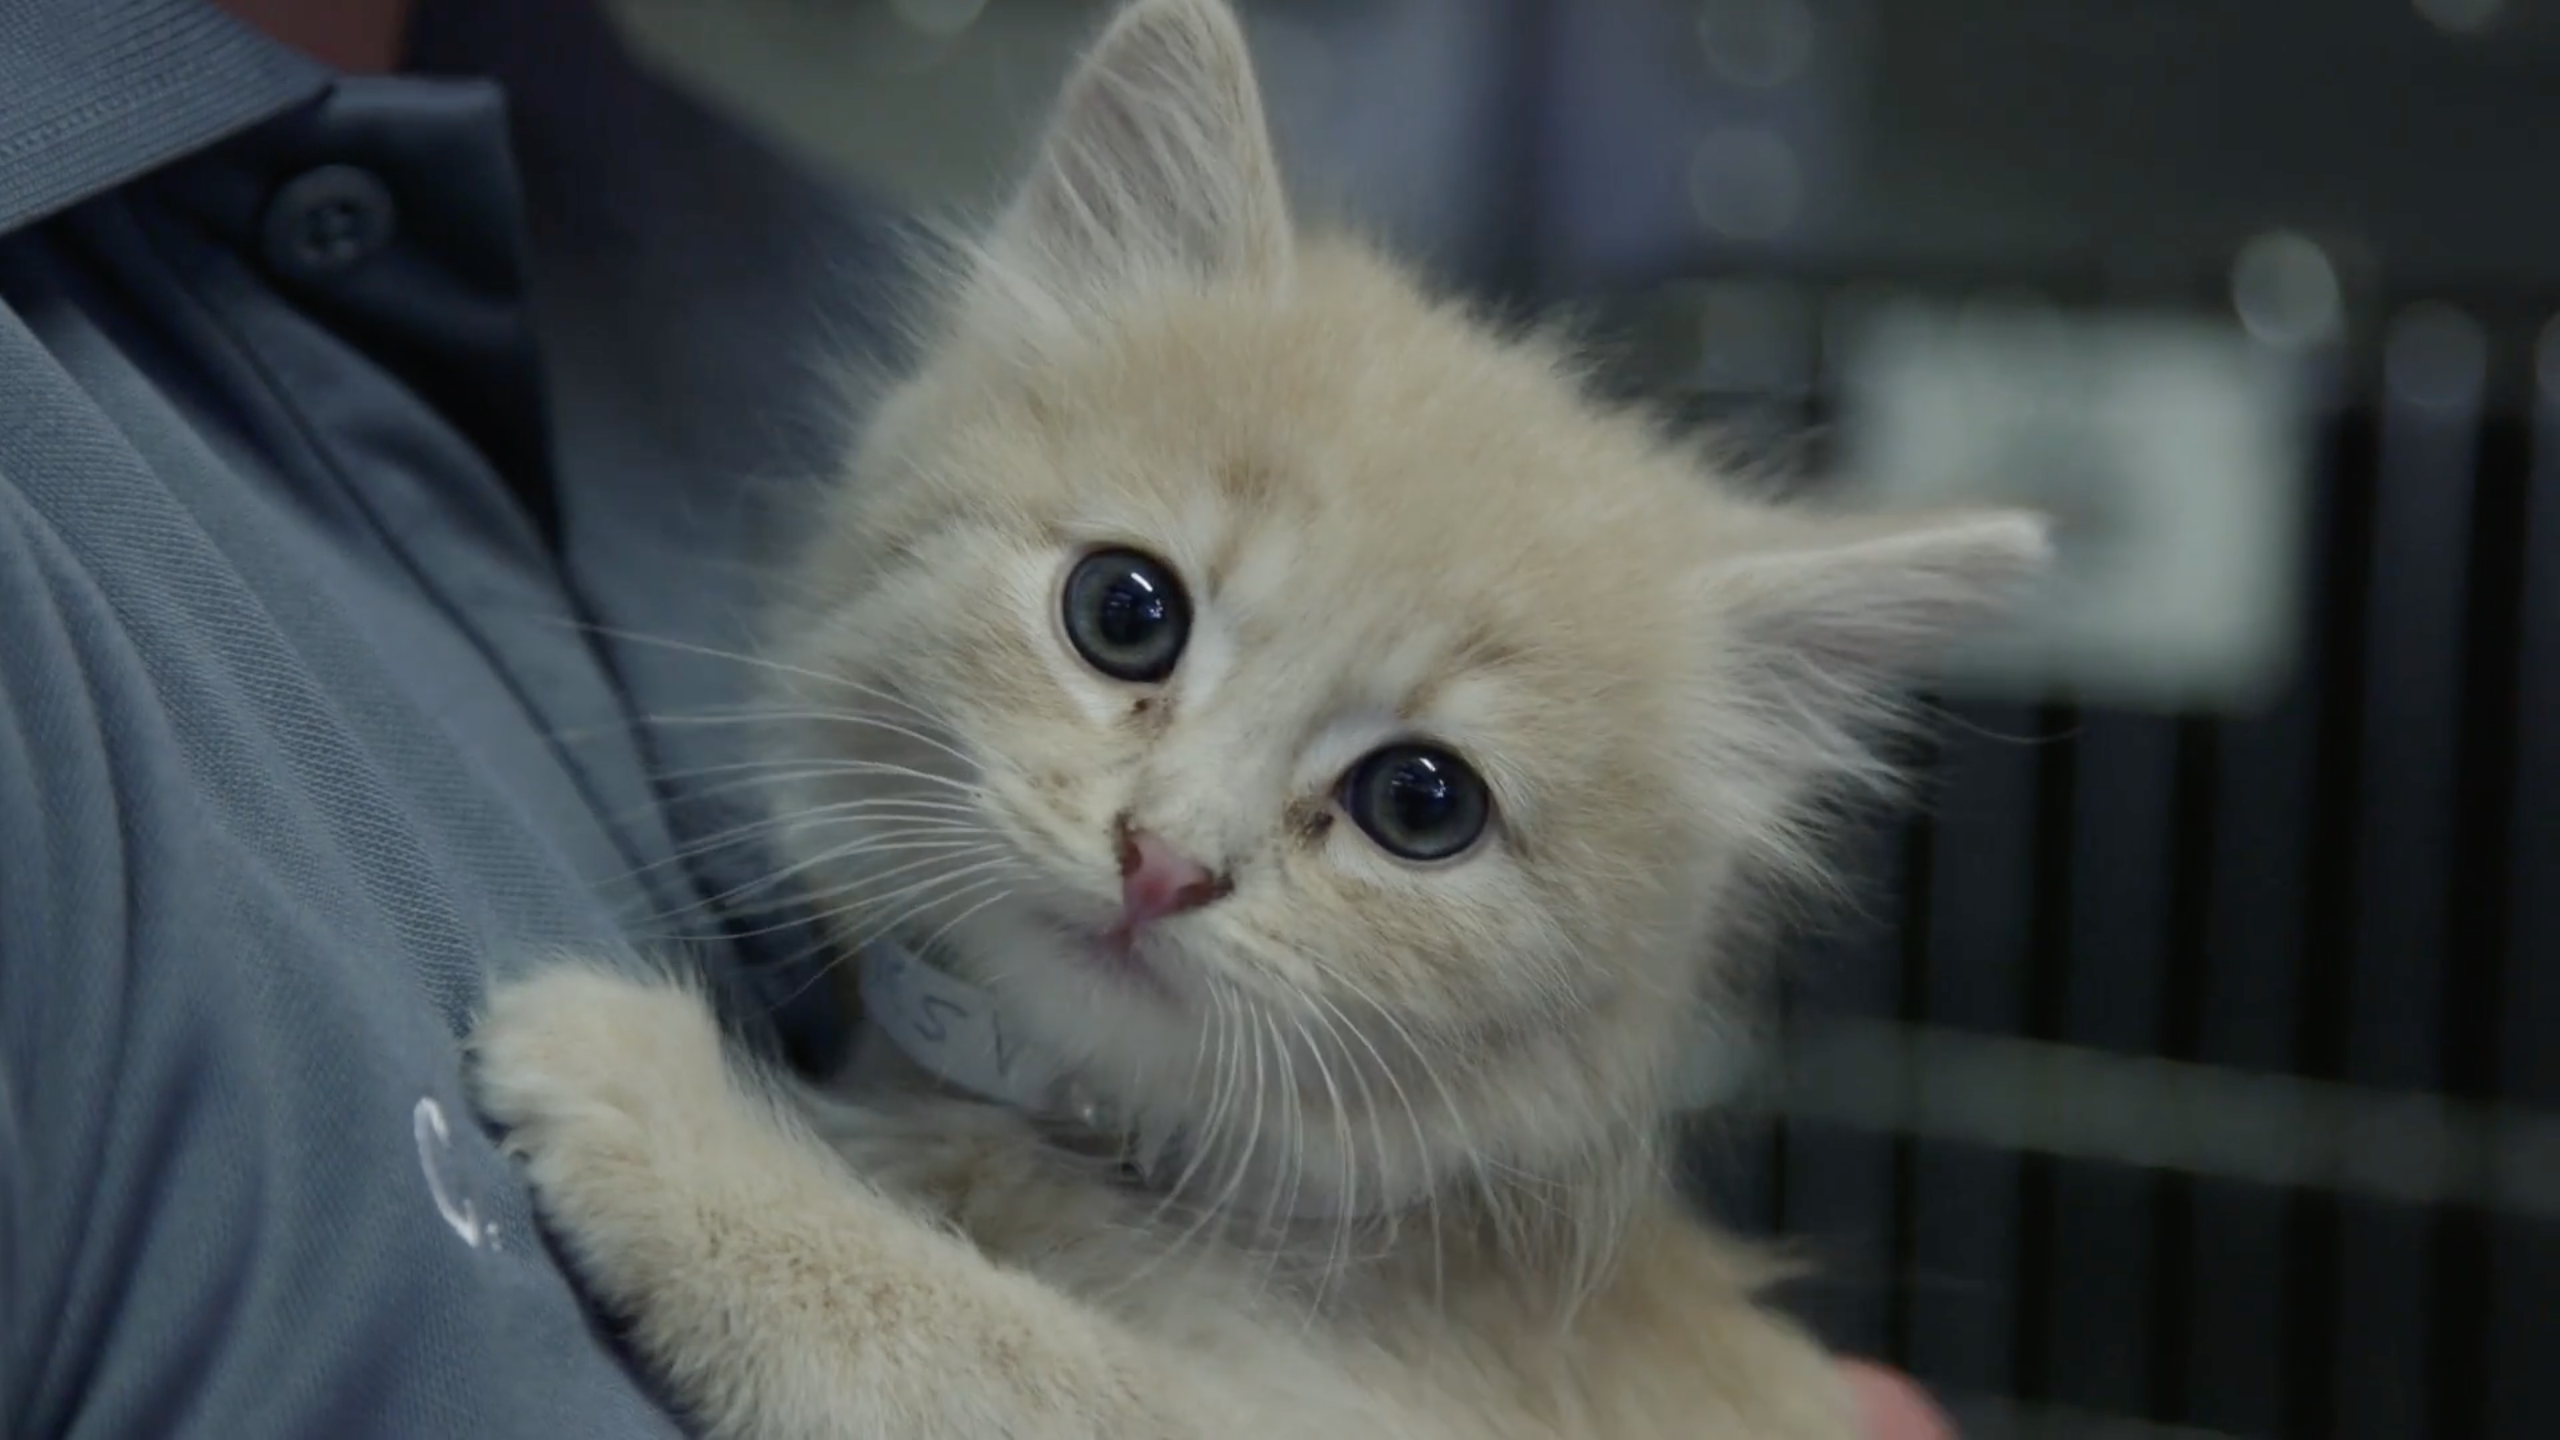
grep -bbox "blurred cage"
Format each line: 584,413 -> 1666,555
604,1 -> 2560,1436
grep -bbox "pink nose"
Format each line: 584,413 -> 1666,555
1114,824 -> 1227,931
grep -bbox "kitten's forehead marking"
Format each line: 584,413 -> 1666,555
1214,453 -> 1283,512
1192,506 -> 1542,770
1215,520 -> 1303,617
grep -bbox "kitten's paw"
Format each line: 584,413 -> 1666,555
469,961 -> 731,1171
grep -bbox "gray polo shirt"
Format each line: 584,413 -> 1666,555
0,0 -> 903,1433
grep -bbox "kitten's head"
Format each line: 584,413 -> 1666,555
764,0 -> 2046,1225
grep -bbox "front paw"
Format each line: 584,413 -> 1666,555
470,961 -> 733,1176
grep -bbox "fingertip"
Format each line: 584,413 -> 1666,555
1838,1359 -> 1955,1440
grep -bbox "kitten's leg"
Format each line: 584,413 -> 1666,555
470,962 -> 1208,1440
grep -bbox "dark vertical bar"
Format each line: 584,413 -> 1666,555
2010,700 -> 2079,1408
2331,305 -> 2486,1440
1681,1106 -> 1782,1238
2289,374 -> 2385,1440
2487,325 -> 2560,1440
2036,711 -> 2177,1417
2182,701 -> 2319,1434
2147,716 -> 2221,1427
1779,817 -> 1913,1360
1764,983 -> 1793,1241
1886,783 -> 1939,1374
2430,359 -> 2535,1440
1902,701 -> 2047,1404
2179,364 -> 2337,1439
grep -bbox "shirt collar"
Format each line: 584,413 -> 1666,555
0,0 -> 333,238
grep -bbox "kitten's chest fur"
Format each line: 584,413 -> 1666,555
799,1041 -> 1858,1440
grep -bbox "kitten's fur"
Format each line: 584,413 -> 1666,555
471,2 -> 2049,1436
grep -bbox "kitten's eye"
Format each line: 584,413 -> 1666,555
1341,744 -> 1491,862
1062,548 -> 1191,683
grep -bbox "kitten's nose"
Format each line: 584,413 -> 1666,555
1114,821 -> 1228,930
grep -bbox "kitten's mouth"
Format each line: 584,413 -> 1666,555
1052,913 -> 1181,1003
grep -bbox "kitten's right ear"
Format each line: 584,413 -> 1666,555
987,0 -> 1292,298
1704,507 -> 2054,688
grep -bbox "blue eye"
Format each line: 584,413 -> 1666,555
1341,744 -> 1491,862
1062,548 -> 1190,683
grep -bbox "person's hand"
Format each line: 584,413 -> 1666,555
1840,1360 -> 1954,1440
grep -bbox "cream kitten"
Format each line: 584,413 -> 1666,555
470,1 -> 2049,1436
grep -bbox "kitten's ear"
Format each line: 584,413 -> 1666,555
1705,508 -> 2054,684
990,0 -> 1291,295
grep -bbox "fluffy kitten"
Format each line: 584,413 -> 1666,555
471,1 -> 2048,1436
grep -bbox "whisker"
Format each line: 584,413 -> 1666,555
555,706 -> 979,780
1298,968 -> 1459,1312
613,760 -> 987,819
1290,1006 -> 1361,1308
1211,999 -> 1274,1295
617,707 -> 978,769
620,802 -> 993,886
770,870 -> 1021,1013
791,847 -> 1017,923
620,750 -> 948,789
1109,979 -> 1249,1301
1263,1008 -> 1314,1300
907,882 -> 1017,961
677,828 -> 1002,918
539,619 -> 958,733
754,858 -> 1024,1011
636,841 -> 1012,945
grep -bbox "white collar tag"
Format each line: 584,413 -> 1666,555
854,940 -> 1377,1222
857,941 -> 1076,1119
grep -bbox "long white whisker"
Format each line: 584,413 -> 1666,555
1291,1005 -> 1361,1306
613,710 -> 979,772
620,704 -> 981,773
644,841 -> 1012,943
1202,999 -> 1273,1298
557,704 -> 980,782
908,881 -> 1016,960
766,856 -> 1023,996
1300,967 -> 1460,1312
624,802 -> 992,885
1103,979 -> 1249,1302
623,750 -> 963,790
619,761 -> 987,818
770,870 -> 1020,1012
1255,1007 -> 1304,1293
680,827 -> 1001,916
544,620 -> 953,731
817,854 -> 1021,938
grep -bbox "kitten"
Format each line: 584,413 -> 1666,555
470,1 -> 2048,1435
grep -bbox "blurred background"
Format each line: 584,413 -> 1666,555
599,1 -> 2559,1435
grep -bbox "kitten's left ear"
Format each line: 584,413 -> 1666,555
991,0 -> 1292,295
1704,508 -> 2054,684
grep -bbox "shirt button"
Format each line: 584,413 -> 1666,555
261,164 -> 399,281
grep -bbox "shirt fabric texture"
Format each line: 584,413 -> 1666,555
0,0 -> 907,1433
